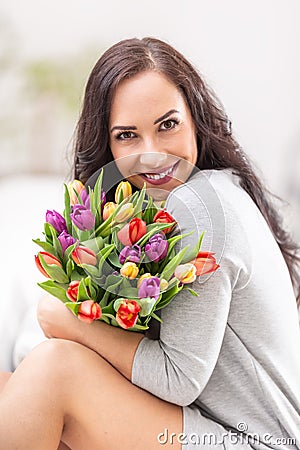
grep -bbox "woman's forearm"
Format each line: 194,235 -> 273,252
38,295 -> 144,380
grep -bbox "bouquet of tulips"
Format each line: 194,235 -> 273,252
34,169 -> 220,331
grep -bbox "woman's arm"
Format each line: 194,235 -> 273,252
37,295 -> 144,381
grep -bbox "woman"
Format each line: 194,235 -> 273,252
0,37 -> 299,450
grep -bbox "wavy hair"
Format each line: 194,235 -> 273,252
73,37 -> 300,307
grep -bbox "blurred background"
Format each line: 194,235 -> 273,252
0,0 -> 299,370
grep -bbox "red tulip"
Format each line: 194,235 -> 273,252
78,300 -> 102,323
115,299 -> 141,329
129,217 -> 147,243
66,280 -> 80,302
191,251 -> 220,276
117,217 -> 147,246
71,246 -> 97,266
153,209 -> 176,234
35,252 -> 62,278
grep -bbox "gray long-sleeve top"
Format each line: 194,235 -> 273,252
131,168 -> 300,449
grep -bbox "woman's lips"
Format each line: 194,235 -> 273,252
139,161 -> 179,185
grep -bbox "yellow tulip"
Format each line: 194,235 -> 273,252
115,181 -> 132,203
102,202 -> 117,221
68,180 -> 85,205
174,263 -> 197,284
120,262 -> 139,279
137,273 -> 152,289
114,203 -> 134,223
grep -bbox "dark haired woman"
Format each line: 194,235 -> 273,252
0,37 -> 299,450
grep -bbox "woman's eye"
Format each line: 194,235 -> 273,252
160,119 -> 178,131
116,131 -> 135,140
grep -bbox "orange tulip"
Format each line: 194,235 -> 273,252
35,252 -> 62,278
191,251 -> 220,276
153,209 -> 176,234
78,300 -> 102,323
71,246 -> 97,266
66,280 -> 80,302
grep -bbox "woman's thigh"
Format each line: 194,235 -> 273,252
41,339 -> 183,450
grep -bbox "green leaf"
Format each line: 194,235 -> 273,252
160,246 -> 190,281
107,249 -> 122,268
135,223 -> 176,247
32,238 -> 56,255
63,184 -> 72,234
66,259 -> 75,278
181,231 -> 206,264
133,183 -> 146,218
118,286 -> 139,298
142,195 -> 158,223
65,301 -> 80,315
81,236 -> 104,254
77,278 -> 91,301
183,287 -> 200,297
37,281 -> 69,303
137,297 -> 156,316
63,242 -> 78,265
97,244 -> 115,274
46,223 -> 63,259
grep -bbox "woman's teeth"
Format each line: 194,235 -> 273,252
143,165 -> 174,180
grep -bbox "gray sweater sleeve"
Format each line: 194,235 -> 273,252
131,172 -> 252,406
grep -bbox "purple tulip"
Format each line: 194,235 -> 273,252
58,231 -> 77,255
80,189 -> 90,209
144,233 -> 168,262
101,190 -> 106,209
70,204 -> 95,231
45,210 -> 67,234
119,244 -> 141,264
138,277 -> 160,300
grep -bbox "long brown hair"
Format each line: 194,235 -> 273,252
73,37 -> 300,307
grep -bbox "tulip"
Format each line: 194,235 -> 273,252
190,251 -> 220,276
115,181 -> 132,203
129,217 -> 147,243
174,263 -> 197,284
68,180 -> 85,205
101,190 -> 106,209
66,280 -> 80,302
119,244 -> 141,265
137,273 -> 152,289
115,299 -> 140,329
138,276 -> 160,301
80,189 -> 90,209
114,203 -> 134,223
78,300 -> 102,324
144,233 -> 168,262
45,210 -> 67,234
70,204 -> 95,231
35,252 -> 62,278
153,209 -> 176,234
117,223 -> 131,246
71,246 -> 97,266
102,202 -> 117,221
58,231 -> 77,255
120,262 -> 139,279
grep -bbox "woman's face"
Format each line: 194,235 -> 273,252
109,71 -> 198,200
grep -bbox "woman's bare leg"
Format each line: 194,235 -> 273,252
0,339 -> 182,450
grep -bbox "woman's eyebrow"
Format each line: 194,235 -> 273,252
153,109 -> 179,125
110,109 -> 180,133
110,124 -> 137,133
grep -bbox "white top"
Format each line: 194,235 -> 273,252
131,168 -> 300,448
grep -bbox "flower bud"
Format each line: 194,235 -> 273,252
190,251 -> 220,276
70,204 -> 95,231
102,202 -> 117,221
115,299 -> 140,329
138,276 -> 160,300
114,203 -> 134,223
35,252 -> 62,278
120,262 -> 139,279
68,180 -> 85,205
160,278 -> 169,292
78,300 -> 102,323
58,231 -> 76,255
153,208 -> 176,234
71,246 -> 97,266
66,280 -> 80,302
174,263 -> 197,284
45,210 -> 67,234
115,181 -> 132,203
119,244 -> 141,265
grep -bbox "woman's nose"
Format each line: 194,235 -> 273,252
138,138 -> 169,168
